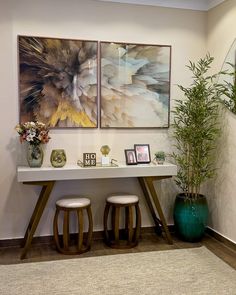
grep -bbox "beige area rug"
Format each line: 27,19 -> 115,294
0,247 -> 235,295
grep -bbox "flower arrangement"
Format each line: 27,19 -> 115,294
15,121 -> 50,145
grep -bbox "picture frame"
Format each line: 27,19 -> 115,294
134,144 -> 151,164
18,35 -> 98,128
124,149 -> 137,165
100,41 -> 171,128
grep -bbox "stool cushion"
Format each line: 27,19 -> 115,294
107,195 -> 139,204
56,197 -> 90,208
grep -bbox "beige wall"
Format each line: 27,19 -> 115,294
0,0 -> 207,239
206,0 -> 236,243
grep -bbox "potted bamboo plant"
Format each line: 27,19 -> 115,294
172,54 -> 222,242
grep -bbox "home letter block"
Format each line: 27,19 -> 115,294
83,153 -> 96,167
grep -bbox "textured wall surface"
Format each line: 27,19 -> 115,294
0,0 -> 207,239
206,0 -> 236,243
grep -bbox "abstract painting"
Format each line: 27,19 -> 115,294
18,36 -> 98,128
100,42 -> 171,128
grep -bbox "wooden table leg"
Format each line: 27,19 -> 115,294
138,177 -> 162,234
139,176 -> 173,244
20,181 -> 55,259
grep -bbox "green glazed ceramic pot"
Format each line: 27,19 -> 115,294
27,144 -> 43,168
173,193 -> 209,242
50,149 -> 66,168
154,152 -> 165,164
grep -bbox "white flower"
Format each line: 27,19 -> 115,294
26,130 -> 36,142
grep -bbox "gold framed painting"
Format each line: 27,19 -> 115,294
100,41 -> 171,128
18,36 -> 98,128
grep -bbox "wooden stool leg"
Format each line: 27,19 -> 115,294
125,207 -> 129,231
134,203 -> 141,243
53,208 -> 61,251
114,206 -> 120,244
86,205 -> 93,248
77,209 -> 83,252
63,211 -> 70,251
103,203 -> 110,243
111,206 -> 116,237
127,205 -> 133,243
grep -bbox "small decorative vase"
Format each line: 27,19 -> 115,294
27,144 -> 44,168
50,149 -> 66,168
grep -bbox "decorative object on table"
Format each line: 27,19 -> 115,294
50,149 -> 67,168
217,38 -> 236,114
15,121 -> 50,168
154,151 -> 165,164
83,153 -> 96,167
27,144 -> 44,168
134,144 -> 151,164
100,145 -> 111,166
124,149 -> 137,165
171,55 -> 223,242
77,158 -> 118,168
100,41 -> 171,128
18,36 -> 98,128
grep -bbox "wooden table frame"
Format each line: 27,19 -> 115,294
138,176 -> 173,243
20,181 -> 55,259
17,164 -> 176,259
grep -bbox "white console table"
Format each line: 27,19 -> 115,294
17,162 -> 177,259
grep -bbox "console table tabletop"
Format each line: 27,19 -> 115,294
17,162 -> 177,182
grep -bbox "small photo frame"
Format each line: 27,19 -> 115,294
134,144 -> 151,164
125,149 -> 137,165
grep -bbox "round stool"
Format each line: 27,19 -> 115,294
53,197 -> 93,255
103,194 -> 141,249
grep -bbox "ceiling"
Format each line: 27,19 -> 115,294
96,0 -> 226,11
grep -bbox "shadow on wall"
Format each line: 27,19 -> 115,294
7,136 -> 28,166
0,174 -> 42,239
154,178 -> 178,224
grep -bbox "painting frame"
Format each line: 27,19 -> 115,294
124,149 -> 137,165
134,144 -> 151,164
100,41 -> 171,129
18,35 -> 98,128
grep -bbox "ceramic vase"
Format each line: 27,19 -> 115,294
50,149 -> 66,168
27,144 -> 44,168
